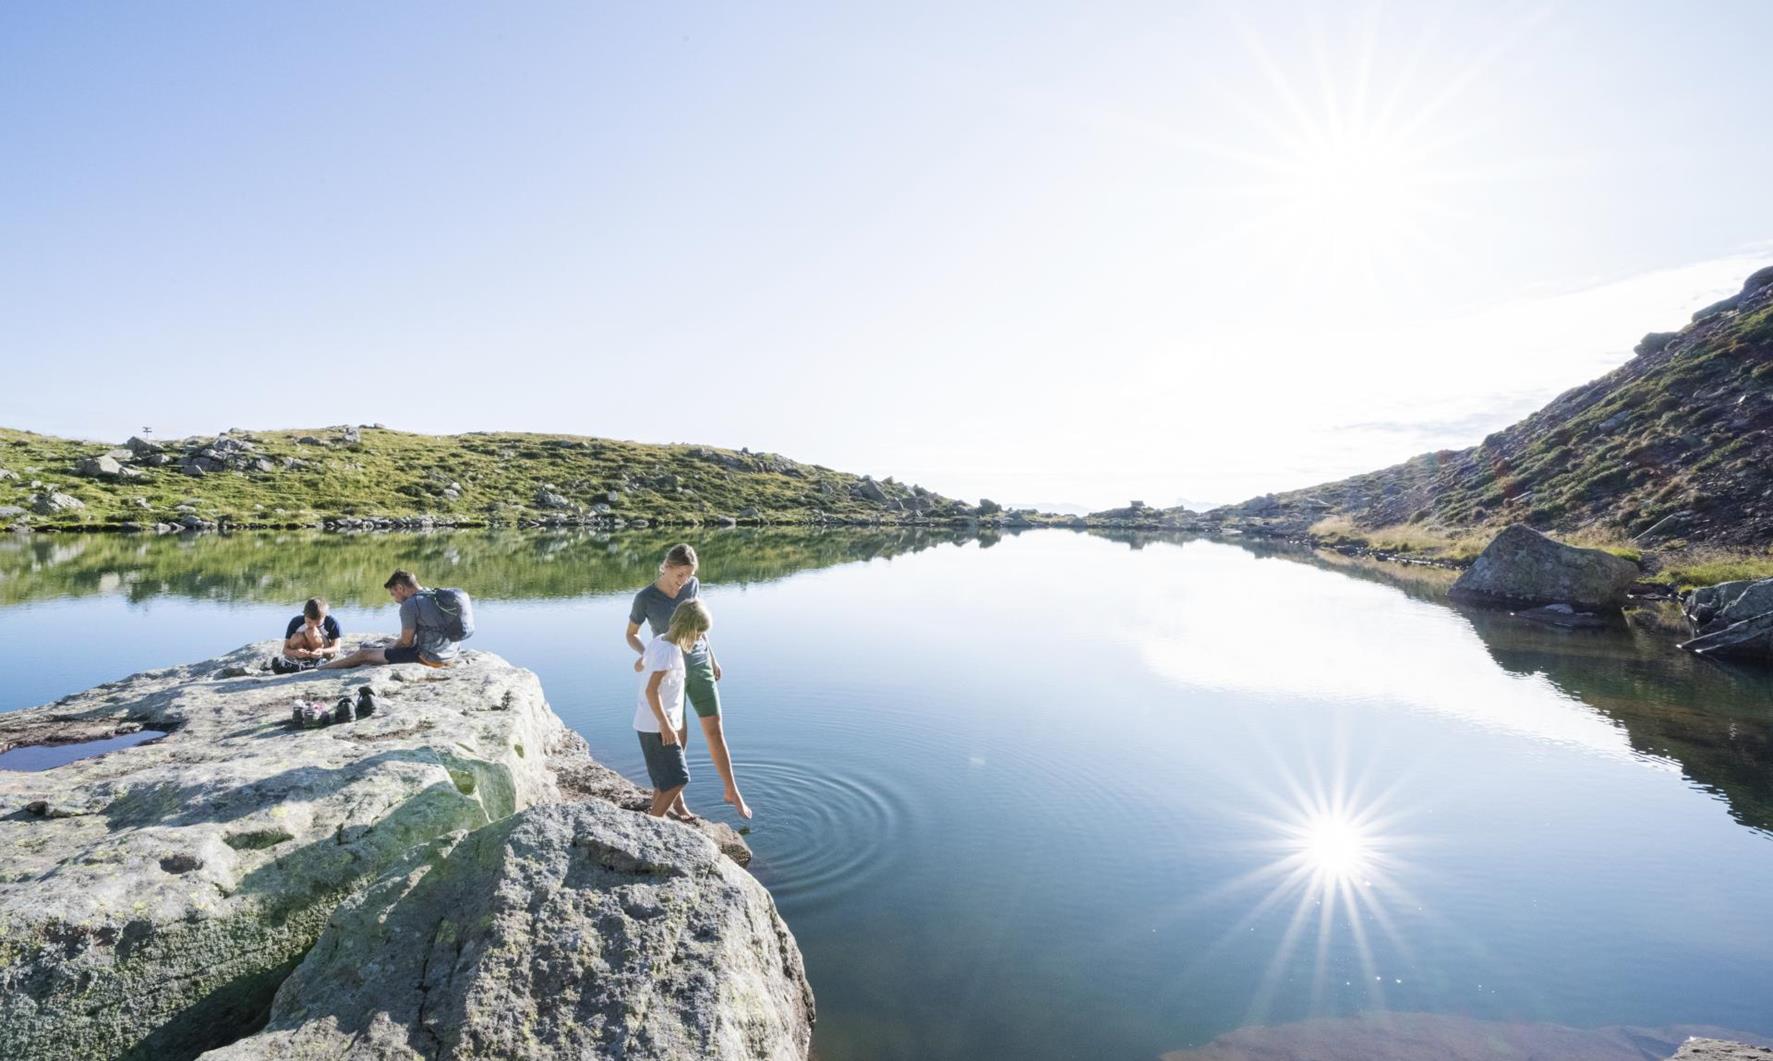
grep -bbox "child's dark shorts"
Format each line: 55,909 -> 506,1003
637,730 -> 690,790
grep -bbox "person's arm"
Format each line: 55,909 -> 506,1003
626,621 -> 647,657
646,671 -> 679,745
708,641 -> 722,681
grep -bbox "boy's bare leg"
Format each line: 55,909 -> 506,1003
698,715 -> 752,819
649,785 -> 684,817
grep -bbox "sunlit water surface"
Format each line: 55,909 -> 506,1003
3,528 -> 1771,1059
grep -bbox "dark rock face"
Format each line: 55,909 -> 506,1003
1450,525 -> 1640,610
1680,578 -> 1773,660
201,802 -> 812,1061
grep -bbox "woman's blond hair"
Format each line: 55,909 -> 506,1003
665,599 -> 711,651
660,543 -> 698,575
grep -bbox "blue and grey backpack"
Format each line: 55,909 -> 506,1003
427,587 -> 476,642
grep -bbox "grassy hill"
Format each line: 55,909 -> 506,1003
1208,266 -> 1773,574
0,426 -> 973,531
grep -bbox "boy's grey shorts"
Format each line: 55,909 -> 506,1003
637,730 -> 690,791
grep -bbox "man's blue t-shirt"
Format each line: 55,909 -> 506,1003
285,614 -> 342,643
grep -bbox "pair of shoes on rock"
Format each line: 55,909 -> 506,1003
355,685 -> 380,718
270,657 -> 297,676
290,699 -> 332,729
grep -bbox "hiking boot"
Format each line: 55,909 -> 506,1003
332,696 -> 356,725
271,657 -> 296,676
293,700 -> 332,729
355,686 -> 379,718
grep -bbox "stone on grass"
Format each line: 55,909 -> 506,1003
1449,525 -> 1639,611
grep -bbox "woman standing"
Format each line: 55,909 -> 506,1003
626,543 -> 752,819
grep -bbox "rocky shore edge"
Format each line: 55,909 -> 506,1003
0,643 -> 812,1060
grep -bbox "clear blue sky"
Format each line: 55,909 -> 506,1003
4,2 -> 1771,508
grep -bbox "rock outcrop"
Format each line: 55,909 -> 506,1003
0,643 -> 773,1061
202,801 -> 812,1061
1679,577 -> 1773,660
1449,524 -> 1640,611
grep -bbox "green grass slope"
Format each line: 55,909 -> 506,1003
0,426 -> 970,531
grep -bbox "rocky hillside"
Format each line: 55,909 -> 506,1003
0,426 -> 972,532
1219,266 -> 1773,548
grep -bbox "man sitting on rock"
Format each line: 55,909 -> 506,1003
320,570 -> 462,670
271,597 -> 342,673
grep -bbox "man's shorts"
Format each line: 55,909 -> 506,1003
384,644 -> 448,667
685,655 -> 721,719
637,730 -> 690,790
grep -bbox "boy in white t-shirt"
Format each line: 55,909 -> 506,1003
634,600 -> 712,817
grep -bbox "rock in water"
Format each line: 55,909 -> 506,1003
1449,524 -> 1640,611
201,801 -> 814,1061
0,643 -> 752,1060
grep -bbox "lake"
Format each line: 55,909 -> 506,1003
3,527 -> 1771,1059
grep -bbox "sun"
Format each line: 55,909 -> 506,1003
1298,809 -> 1374,884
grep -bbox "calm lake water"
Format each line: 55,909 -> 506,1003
3,528 -> 1772,1059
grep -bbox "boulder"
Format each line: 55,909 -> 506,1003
75,454 -> 133,480
1449,525 -> 1640,611
0,645 -> 753,1060
1683,579 -> 1773,631
534,488 -> 574,510
201,802 -> 812,1061
1634,331 -> 1678,357
28,491 -> 83,515
1717,579 -> 1773,625
854,478 -> 889,504
126,436 -> 163,456
977,498 -> 1003,515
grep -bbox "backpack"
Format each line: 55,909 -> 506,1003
428,587 -> 476,642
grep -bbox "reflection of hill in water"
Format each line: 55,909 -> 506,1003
1100,531 -> 1773,836
0,527 -> 980,607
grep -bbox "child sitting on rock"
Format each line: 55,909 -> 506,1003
272,598 -> 341,673
634,599 -> 712,819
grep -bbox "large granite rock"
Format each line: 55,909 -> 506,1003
0,643 -> 750,1060
1449,524 -> 1640,611
202,801 -> 812,1061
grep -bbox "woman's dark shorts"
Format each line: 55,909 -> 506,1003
685,655 -> 721,718
637,730 -> 690,790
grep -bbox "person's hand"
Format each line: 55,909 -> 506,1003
633,658 -> 645,673
712,661 -> 723,681
658,726 -> 680,747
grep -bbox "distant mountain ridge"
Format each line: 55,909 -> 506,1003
1218,266 -> 1773,548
